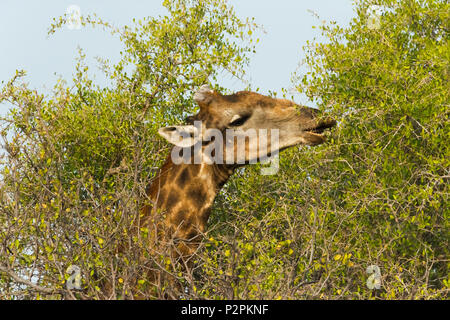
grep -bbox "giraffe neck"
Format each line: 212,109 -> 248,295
143,149 -> 235,253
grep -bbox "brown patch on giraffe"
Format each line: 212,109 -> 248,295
187,185 -> 207,207
165,191 -> 180,211
176,167 -> 190,186
257,98 -> 275,109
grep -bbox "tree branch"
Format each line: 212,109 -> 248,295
0,265 -> 63,296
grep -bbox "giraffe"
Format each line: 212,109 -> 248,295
137,85 -> 335,298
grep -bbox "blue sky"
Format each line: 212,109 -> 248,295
0,1 -> 356,113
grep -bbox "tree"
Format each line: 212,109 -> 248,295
0,0 -> 257,299
1,0 -> 447,300
197,0 -> 448,299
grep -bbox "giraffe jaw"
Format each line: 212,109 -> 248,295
301,118 -> 336,146
304,118 -> 337,133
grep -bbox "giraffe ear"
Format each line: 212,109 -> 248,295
194,84 -> 215,106
158,125 -> 200,147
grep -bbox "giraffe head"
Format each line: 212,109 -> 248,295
158,85 -> 336,164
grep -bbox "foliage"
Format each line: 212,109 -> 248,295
0,0 -> 256,299
200,0 -> 448,299
0,0 -> 448,300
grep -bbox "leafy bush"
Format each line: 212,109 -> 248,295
0,0 -> 256,299
197,0 -> 449,299
0,0 -> 447,300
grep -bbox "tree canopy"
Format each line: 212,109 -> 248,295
0,0 -> 448,299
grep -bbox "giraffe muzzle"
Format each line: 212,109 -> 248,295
301,118 -> 336,146
304,118 -> 337,134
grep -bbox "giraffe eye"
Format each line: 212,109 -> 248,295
229,114 -> 250,127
